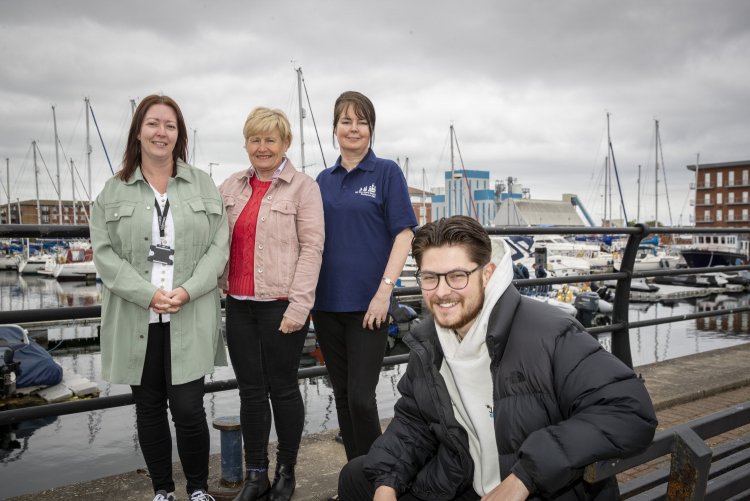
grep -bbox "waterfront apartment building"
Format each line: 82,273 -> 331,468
687,160 -> 750,227
0,199 -> 90,225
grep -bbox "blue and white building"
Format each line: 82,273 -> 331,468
430,170 -> 497,226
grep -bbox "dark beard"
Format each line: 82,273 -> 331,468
431,287 -> 485,334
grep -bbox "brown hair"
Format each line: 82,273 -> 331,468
333,91 -> 376,147
412,216 -> 492,269
243,107 -> 293,146
117,94 -> 188,181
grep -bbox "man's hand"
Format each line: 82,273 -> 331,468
481,473 -> 530,501
373,486 -> 398,501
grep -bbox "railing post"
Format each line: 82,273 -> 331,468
610,223 -> 649,368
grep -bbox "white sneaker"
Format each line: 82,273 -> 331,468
189,490 -> 215,501
153,491 -> 175,501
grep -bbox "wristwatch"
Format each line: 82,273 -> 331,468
382,276 -> 396,287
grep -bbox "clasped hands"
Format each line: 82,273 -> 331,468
150,287 -> 190,315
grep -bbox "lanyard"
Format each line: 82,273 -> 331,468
153,198 -> 170,240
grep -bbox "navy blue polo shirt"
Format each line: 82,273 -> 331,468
314,149 -> 417,312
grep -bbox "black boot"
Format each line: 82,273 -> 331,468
268,463 -> 295,501
233,469 -> 270,501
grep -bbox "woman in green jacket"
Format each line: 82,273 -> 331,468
90,94 -> 229,501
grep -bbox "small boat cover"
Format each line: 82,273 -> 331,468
0,325 -> 63,387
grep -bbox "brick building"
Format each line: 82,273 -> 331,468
0,199 -> 90,225
408,186 -> 433,226
687,160 -> 750,227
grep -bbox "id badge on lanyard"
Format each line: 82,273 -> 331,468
147,198 -> 175,266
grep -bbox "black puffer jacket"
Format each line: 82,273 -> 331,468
364,286 -> 657,500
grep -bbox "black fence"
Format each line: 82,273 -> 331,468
2,223 -> 750,497
1,222 -> 750,426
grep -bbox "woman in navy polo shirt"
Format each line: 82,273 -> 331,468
314,91 -> 417,463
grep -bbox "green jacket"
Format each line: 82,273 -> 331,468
90,160 -> 229,385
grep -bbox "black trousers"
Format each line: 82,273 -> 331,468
339,455 -> 480,501
225,297 -> 308,468
131,322 -> 209,496
312,311 -> 388,460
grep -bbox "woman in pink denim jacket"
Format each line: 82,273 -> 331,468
218,107 -> 324,501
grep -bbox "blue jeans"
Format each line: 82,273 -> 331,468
131,321 -> 209,496
225,297 -> 308,468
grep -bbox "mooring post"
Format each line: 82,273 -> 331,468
212,416 -> 243,487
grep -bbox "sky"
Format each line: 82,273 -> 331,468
1,0 -> 749,226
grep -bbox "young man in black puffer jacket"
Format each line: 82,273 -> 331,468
338,216 -> 657,501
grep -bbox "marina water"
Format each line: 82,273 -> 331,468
1,271 -> 749,497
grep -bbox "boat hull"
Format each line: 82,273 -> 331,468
680,249 -> 748,268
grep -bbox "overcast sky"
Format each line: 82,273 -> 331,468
2,1 -> 749,226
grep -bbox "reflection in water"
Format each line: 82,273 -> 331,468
629,293 -> 750,366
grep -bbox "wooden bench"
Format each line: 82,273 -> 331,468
584,402 -> 750,500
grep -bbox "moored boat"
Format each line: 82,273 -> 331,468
678,234 -> 749,268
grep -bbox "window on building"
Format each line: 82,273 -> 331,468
704,193 -> 711,205
743,169 -> 749,185
728,209 -> 734,221
743,208 -> 749,221
42,215 -> 49,223
716,209 -> 722,222
717,193 -> 723,205
729,171 -> 735,186
704,209 -> 710,221
717,172 -> 723,187
728,192 -> 735,204
704,172 -> 710,187
744,192 -> 749,203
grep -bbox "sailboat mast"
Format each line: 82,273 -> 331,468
637,164 -> 641,223
606,112 -> 612,226
694,153 -> 700,226
421,167 -> 427,225
5,158 -> 9,223
654,119 -> 659,227
33,141 -> 40,224
296,67 -> 306,174
191,129 -> 197,165
85,97 -> 92,205
450,124 -> 455,177
52,105 -> 62,224
70,159 -> 77,225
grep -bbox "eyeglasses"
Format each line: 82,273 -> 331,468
415,264 -> 485,291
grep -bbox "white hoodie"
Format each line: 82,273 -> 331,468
435,239 -> 514,496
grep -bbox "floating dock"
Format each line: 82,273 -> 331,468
630,283 -> 745,302
1,368 -> 99,411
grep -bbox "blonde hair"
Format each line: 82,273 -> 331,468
243,107 -> 293,146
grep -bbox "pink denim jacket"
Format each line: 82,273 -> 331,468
218,159 -> 324,325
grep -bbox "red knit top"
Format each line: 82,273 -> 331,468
227,176 -> 272,296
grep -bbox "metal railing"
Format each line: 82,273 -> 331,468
1,223 -> 749,428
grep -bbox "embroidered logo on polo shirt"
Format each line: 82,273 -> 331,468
355,183 -> 377,198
